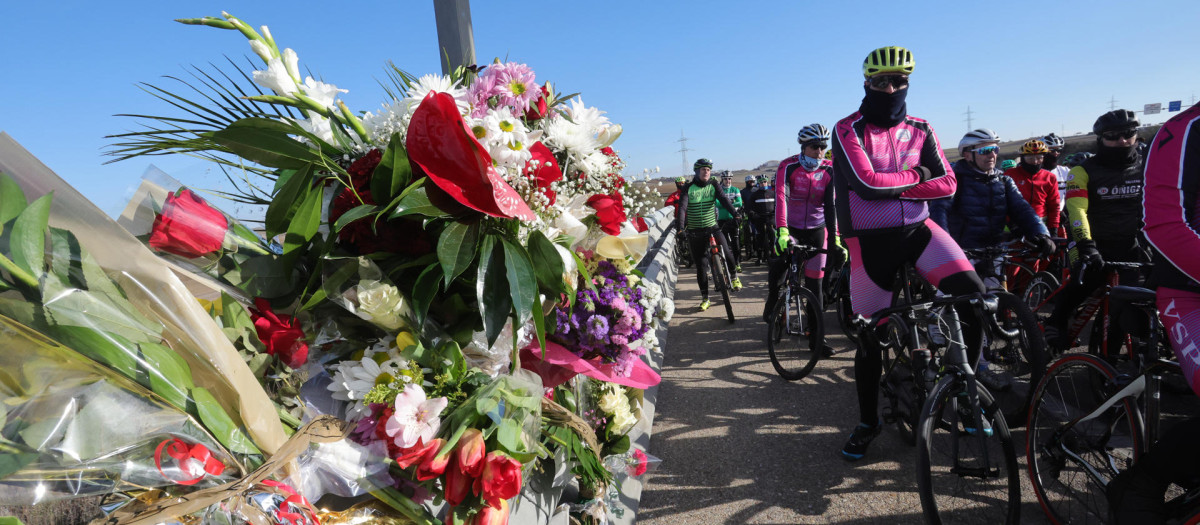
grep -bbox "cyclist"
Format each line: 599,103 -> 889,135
832,46 -> 987,461
765,123 -> 844,328
930,130 -> 1055,291
1043,110 -> 1147,351
999,159 -> 1018,171
1041,132 -> 1072,216
717,171 -> 744,272
1005,139 -> 1061,234
1108,100 -> 1200,524
665,176 -> 686,220
747,174 -> 777,264
677,158 -> 743,311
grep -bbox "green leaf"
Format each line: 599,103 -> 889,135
190,387 -> 261,455
572,250 -> 597,291
0,173 -> 27,233
47,227 -> 83,288
10,193 -> 52,281
526,231 -> 566,296
219,293 -> 255,334
229,253 -> 296,299
388,182 -> 450,219
0,440 -> 38,480
207,118 -> 324,169
501,238 -> 536,325
412,264 -> 442,327
476,236 -> 511,347
495,418 -> 529,458
531,296 -> 547,354
370,133 -> 413,203
139,341 -> 195,409
604,434 -> 631,456
52,325 -> 141,379
282,186 -> 323,254
332,204 -> 377,234
437,221 -> 479,287
264,164 -> 313,237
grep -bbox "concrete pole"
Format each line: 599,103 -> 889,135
433,0 -> 477,75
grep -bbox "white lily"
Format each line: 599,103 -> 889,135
597,124 -> 623,148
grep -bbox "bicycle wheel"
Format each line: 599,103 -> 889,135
712,247 -> 735,323
765,285 -> 823,380
1022,271 -> 1060,328
1005,260 -> 1037,296
1026,353 -> 1144,524
881,339 -> 921,446
984,292 -> 1050,427
834,267 -> 861,345
917,376 -> 1020,524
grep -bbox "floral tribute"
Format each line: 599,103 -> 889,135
0,10 -> 675,525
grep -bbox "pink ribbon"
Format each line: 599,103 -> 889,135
520,340 -> 660,389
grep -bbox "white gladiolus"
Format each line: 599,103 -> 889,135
281,48 -> 300,85
302,77 -> 347,110
597,124 -> 622,148
253,56 -> 299,95
250,40 -> 273,62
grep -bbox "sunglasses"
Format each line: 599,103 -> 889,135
1101,129 -> 1138,141
972,146 -> 1000,155
869,75 -> 909,90
805,142 -> 829,150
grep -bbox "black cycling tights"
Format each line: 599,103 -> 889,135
687,226 -> 736,297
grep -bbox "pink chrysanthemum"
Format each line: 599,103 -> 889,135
468,62 -> 539,117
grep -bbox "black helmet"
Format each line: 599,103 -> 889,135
693,158 -> 713,170
1093,110 -> 1139,135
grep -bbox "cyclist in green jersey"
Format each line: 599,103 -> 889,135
718,171 -> 745,272
677,158 -> 743,311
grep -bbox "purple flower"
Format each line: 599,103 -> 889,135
587,315 -> 610,342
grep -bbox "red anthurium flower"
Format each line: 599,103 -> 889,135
248,298 -> 309,369
525,142 -> 563,206
405,92 -> 534,220
148,189 -> 229,258
586,192 -> 628,236
473,451 -> 522,509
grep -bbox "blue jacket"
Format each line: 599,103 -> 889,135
930,160 -> 1048,250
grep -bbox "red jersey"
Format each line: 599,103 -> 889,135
1004,166 -> 1060,231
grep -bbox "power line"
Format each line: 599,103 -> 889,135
1109,96 -> 1118,111
963,106 -> 975,131
676,130 -> 691,177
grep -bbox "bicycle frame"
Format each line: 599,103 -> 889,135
779,245 -> 824,335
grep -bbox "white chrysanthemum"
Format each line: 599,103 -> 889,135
327,355 -> 409,421
362,101 -> 411,146
542,115 -> 597,159
563,97 -> 610,137
403,73 -> 469,114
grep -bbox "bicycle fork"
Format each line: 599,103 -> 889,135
935,306 -> 1000,479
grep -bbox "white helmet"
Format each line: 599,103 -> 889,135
1041,133 -> 1065,149
797,123 -> 831,145
958,128 -> 1001,155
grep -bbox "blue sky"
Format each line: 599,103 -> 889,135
3,1 -> 1198,218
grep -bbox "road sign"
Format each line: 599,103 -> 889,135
1145,103 -> 1162,115
1170,100 -> 1183,112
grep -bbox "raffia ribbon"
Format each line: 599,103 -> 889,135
92,416 -> 349,525
540,397 -> 601,458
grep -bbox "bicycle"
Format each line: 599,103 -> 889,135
823,258 -> 858,346
674,227 -> 692,268
1025,284 -> 1200,523
962,242 -> 1052,426
765,244 -> 826,380
1023,259 -> 1151,358
860,287 -> 1022,523
697,228 -> 737,324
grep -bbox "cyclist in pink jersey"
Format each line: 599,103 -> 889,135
832,46 -> 986,461
1107,101 -> 1200,524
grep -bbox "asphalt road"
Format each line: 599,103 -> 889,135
638,259 -> 1049,524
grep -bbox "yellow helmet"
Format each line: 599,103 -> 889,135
1019,140 -> 1050,155
862,46 -> 915,78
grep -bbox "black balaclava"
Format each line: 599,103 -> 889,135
1042,150 -> 1060,170
1020,157 -> 1042,174
1095,137 -> 1139,167
859,84 -> 908,128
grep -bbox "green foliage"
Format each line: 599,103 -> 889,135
476,236 -> 511,347
437,221 -> 480,287
370,133 -> 413,203
190,387 -> 261,455
207,118 -> 328,170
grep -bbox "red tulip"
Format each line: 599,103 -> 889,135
405,92 -> 534,220
586,192 -> 627,236
473,452 -> 522,509
444,460 -> 473,507
472,498 -> 509,525
393,437 -> 437,469
248,298 -> 308,368
455,428 -> 487,477
415,438 -> 449,481
148,188 -> 229,258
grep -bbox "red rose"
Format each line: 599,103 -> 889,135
600,147 -> 615,156
473,452 -> 521,509
635,217 -> 649,233
523,86 -> 550,121
148,189 -> 229,258
248,298 -> 309,368
328,187 -> 432,256
405,92 -> 534,220
525,142 -> 563,206
586,192 -> 627,236
347,149 -> 383,189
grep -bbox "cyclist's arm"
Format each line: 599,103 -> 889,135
1064,166 -> 1093,242
676,186 -> 690,231
731,189 -> 743,210
1044,173 -> 1061,231
832,121 -> 926,200
823,179 -> 838,248
774,165 -> 788,228
1144,115 -> 1200,284
900,126 -> 957,201
1004,176 -> 1050,238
